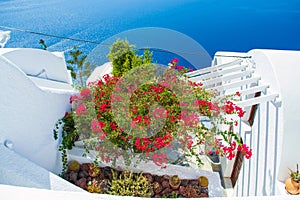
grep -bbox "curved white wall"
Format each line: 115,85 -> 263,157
0,53 -> 75,174
0,48 -> 72,83
249,49 -> 300,182
210,49 -> 299,196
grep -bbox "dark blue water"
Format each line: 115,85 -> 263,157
1,0 -> 300,68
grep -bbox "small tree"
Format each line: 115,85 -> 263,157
107,39 -> 153,77
67,46 -> 95,88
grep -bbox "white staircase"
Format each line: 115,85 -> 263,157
187,51 -> 282,196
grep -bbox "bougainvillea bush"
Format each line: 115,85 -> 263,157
54,41 -> 251,173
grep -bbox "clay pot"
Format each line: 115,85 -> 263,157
292,179 -> 300,188
285,178 -> 299,195
169,175 -> 181,190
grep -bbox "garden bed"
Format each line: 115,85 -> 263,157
63,161 -> 209,198
63,147 -> 224,198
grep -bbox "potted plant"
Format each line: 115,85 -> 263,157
169,175 -> 181,190
285,164 -> 300,195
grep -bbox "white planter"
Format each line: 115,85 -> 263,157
67,146 -> 224,198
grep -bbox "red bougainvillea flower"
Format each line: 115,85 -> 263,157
91,119 -> 106,133
110,122 -> 117,130
236,106 -> 245,117
171,58 -> 178,63
64,112 -> 70,117
151,152 -> 167,168
135,137 -> 150,151
69,95 -> 80,104
80,88 -> 91,99
176,66 -> 184,71
75,104 -> 87,116
238,144 -> 252,159
61,57 -> 252,169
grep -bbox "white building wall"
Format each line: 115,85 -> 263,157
212,49 -> 300,196
249,49 -> 300,183
0,49 -> 76,174
0,48 -> 72,84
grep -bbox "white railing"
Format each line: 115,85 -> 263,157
187,54 -> 282,197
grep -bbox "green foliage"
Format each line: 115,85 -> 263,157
67,46 -> 96,89
108,170 -> 152,197
107,39 -> 153,77
53,113 -> 78,174
162,191 -> 179,198
290,164 -> 300,183
87,179 -> 102,193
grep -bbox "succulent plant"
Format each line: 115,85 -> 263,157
87,179 -> 102,193
161,190 -> 178,198
289,164 -> 300,183
88,163 -> 101,177
108,170 -> 152,197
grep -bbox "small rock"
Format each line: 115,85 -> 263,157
161,188 -> 172,195
62,172 -> 70,181
76,178 -> 87,189
179,186 -> 186,195
87,177 -> 92,182
161,174 -> 170,180
181,179 -> 188,186
153,181 -> 163,194
199,192 -> 209,197
78,170 -> 89,179
144,173 -> 153,183
80,163 -> 90,171
153,175 -> 160,182
98,171 -> 105,179
161,180 -> 170,188
70,171 -> 78,183
190,180 -> 199,186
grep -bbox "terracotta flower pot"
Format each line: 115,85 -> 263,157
285,178 -> 299,195
169,175 -> 181,190
292,179 -> 300,188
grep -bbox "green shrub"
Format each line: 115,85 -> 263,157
107,39 -> 152,77
108,170 -> 153,197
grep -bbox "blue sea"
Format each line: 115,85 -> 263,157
1,0 -> 300,69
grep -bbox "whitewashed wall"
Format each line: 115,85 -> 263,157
0,48 -> 72,83
0,49 -> 76,174
213,49 -> 300,196
249,49 -> 300,183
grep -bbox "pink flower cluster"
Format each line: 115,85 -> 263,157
66,58 -> 252,168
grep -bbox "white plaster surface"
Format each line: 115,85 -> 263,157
248,49 -> 300,183
0,48 -> 72,83
0,50 -> 76,174
86,62 -> 113,84
1,184 -> 299,200
0,144 -> 85,192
